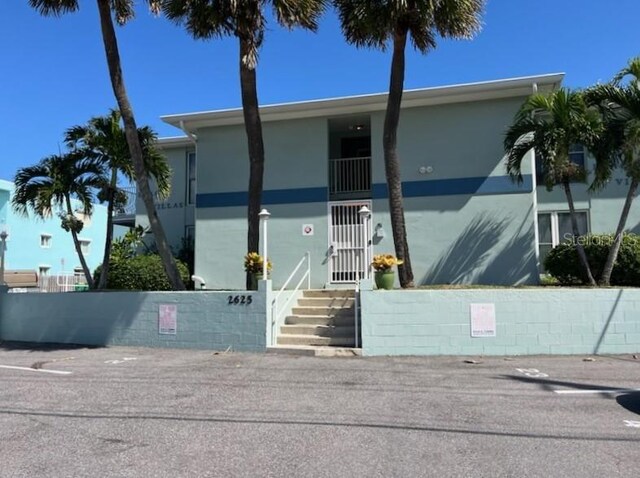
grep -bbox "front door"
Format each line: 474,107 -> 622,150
328,200 -> 372,283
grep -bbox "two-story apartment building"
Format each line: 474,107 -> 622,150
133,74 -> 640,290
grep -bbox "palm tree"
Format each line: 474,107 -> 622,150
28,0 -> 185,290
333,0 -> 485,288
504,89 -> 603,286
584,58 -> 640,286
12,153 -> 104,288
65,110 -> 172,290
161,0 -> 326,288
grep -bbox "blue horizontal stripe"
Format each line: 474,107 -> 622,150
197,186 -> 327,208
196,175 -> 532,208
373,175 -> 533,199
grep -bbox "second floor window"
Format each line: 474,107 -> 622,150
40,234 -> 51,248
536,144 -> 586,184
187,152 -> 196,205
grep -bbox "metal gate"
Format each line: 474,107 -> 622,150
328,201 -> 372,283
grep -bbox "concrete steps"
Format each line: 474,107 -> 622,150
277,289 -> 358,348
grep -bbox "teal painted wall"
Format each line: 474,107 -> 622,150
191,96 -> 537,288
360,288 -> 640,356
0,290 -> 266,352
136,142 -> 195,249
0,180 -> 107,274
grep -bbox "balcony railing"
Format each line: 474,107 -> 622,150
115,186 -> 137,216
329,156 -> 371,200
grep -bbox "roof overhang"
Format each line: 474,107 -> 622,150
161,73 -> 564,132
156,136 -> 193,149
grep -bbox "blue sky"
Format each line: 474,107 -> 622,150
1,1 -> 639,180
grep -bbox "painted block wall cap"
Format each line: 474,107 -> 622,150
161,73 -> 565,131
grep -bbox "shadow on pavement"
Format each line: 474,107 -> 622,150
0,341 -> 104,352
617,392 -> 640,415
0,407 -> 637,443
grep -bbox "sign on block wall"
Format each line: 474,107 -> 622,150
470,303 -> 496,337
159,304 -> 177,335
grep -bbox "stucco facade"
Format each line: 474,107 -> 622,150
0,179 -> 107,276
145,74 -> 640,290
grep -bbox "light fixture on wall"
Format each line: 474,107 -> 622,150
374,223 -> 385,239
349,124 -> 367,131
418,166 -> 434,175
0,226 -> 8,286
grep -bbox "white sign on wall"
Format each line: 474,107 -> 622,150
159,304 -> 177,335
302,224 -> 314,236
470,303 -> 496,337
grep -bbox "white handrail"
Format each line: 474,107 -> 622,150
271,252 -> 311,345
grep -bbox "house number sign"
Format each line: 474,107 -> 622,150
228,295 -> 253,305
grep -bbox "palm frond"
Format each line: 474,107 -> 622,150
28,0 -> 79,16
613,56 -> 640,85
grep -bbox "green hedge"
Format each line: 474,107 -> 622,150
544,233 -> 640,286
95,254 -> 190,291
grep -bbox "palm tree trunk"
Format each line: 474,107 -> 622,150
95,0 -> 185,290
599,177 -> 639,286
65,195 -> 94,289
97,168 -> 117,289
239,38 -> 266,289
383,27 -> 414,288
562,181 -> 597,286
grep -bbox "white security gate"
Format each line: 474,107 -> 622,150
328,201 -> 372,283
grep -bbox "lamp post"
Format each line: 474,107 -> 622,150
0,229 -> 8,286
258,208 -> 271,279
358,206 -> 371,280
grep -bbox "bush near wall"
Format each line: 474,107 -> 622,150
95,254 -> 190,291
545,234 -> 640,285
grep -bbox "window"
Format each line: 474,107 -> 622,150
185,225 -> 195,243
187,151 -> 196,205
79,239 -> 91,255
75,211 -> 92,228
538,211 -> 589,271
568,144 -> 585,169
535,144 -> 586,184
40,234 -> 52,248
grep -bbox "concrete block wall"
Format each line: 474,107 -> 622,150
0,291 -> 266,352
360,289 -> 640,356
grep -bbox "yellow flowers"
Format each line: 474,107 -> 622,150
244,252 -> 272,274
371,254 -> 403,272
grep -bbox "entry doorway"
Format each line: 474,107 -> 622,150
328,200 -> 372,283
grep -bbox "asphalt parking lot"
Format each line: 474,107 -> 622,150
0,343 -> 638,477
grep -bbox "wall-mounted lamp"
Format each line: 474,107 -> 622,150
0,227 -> 8,286
374,223 -> 385,239
418,166 -> 433,175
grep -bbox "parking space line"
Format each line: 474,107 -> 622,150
0,365 -> 72,375
554,388 -> 640,395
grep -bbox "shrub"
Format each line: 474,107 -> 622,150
95,254 -> 190,291
544,233 -> 640,286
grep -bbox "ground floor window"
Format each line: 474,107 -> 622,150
538,210 -> 589,271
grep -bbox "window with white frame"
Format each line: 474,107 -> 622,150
538,211 -> 589,271
40,234 -> 52,248
536,144 -> 586,183
79,239 -> 91,255
187,151 -> 196,205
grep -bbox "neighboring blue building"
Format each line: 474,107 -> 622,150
0,179 -> 108,278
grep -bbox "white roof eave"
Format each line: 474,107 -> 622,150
161,73 -> 564,132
